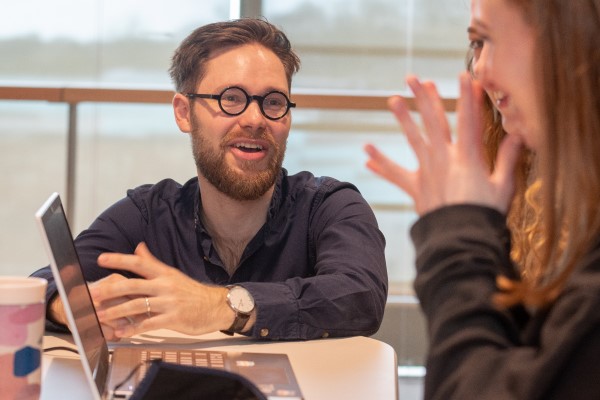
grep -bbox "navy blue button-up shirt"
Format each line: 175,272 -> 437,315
33,169 -> 388,340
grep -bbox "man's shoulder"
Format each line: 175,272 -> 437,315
281,171 -> 365,215
125,177 -> 198,213
285,170 -> 359,194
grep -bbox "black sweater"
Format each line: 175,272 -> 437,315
411,205 -> 600,399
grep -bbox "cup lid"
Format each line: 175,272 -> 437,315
0,276 -> 48,305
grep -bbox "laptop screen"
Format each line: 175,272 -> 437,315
36,192 -> 110,398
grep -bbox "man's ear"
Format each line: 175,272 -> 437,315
173,93 -> 192,133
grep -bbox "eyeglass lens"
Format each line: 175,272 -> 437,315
220,87 -> 289,119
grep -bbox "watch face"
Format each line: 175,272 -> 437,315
228,286 -> 255,314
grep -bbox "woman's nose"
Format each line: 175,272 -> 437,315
473,46 -> 491,87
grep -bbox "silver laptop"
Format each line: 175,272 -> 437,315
36,192 -> 303,400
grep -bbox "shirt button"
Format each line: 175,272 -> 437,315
321,332 -> 329,338
203,256 -> 208,261
260,328 -> 269,337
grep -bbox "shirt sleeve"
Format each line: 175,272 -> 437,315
411,204 -> 600,400
243,187 -> 388,340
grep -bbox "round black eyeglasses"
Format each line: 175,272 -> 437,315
185,86 -> 296,121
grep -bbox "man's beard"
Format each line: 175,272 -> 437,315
189,118 -> 286,201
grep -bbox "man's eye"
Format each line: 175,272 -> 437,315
263,94 -> 286,110
265,98 -> 284,107
222,94 -> 244,104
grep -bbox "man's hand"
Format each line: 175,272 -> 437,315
88,275 -> 139,341
89,242 -> 247,338
47,277 -> 133,340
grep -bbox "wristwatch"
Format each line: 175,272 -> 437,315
221,285 -> 255,335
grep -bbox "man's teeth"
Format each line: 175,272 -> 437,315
235,143 -> 263,150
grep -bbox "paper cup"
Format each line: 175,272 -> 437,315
0,276 -> 48,400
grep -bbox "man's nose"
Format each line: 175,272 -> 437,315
238,99 -> 267,128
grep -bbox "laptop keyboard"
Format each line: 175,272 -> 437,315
139,349 -> 226,377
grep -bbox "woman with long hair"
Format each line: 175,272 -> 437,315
365,0 -> 600,398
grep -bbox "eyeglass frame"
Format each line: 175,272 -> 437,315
184,86 -> 296,121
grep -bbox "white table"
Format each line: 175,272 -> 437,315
41,330 -> 398,400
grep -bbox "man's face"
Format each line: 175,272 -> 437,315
186,43 -> 291,201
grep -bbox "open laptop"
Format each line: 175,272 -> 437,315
36,192 -> 303,400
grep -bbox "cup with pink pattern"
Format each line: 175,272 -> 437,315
0,276 -> 47,400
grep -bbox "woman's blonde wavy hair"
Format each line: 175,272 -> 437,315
475,88 -> 549,306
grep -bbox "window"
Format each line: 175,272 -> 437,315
0,0 -> 228,274
265,0 -> 469,290
1,0 -> 470,294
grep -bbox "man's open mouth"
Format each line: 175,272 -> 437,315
234,143 -> 264,153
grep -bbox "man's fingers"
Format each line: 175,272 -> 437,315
133,242 -> 157,261
97,295 -> 157,323
97,252 -> 146,275
113,313 -> 168,338
90,277 -> 149,303
112,304 -> 179,338
97,242 -> 165,279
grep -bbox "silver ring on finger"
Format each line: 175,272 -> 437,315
145,296 -> 152,318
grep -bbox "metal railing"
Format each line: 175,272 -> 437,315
0,84 -> 456,222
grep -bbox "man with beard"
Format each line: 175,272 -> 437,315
31,19 -> 388,341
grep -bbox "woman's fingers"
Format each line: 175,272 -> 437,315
492,133 -> 524,212
364,143 -> 415,196
456,72 -> 484,159
365,73 -> 520,215
387,95 -> 428,162
407,76 -> 452,145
